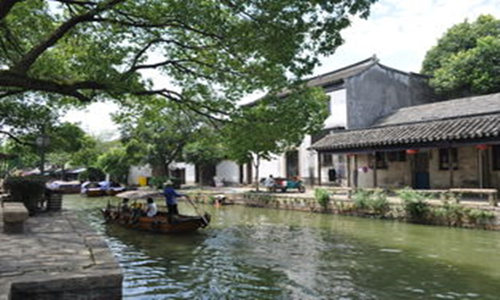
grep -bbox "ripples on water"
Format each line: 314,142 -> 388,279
67,195 -> 500,299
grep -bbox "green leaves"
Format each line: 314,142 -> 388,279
1,0 -> 376,114
421,15 -> 500,97
223,86 -> 328,164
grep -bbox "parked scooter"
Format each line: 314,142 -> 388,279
264,177 -> 306,193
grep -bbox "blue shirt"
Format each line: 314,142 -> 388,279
163,187 -> 183,205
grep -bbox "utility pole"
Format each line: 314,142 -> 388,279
36,125 -> 50,176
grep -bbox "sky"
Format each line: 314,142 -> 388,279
63,0 -> 500,138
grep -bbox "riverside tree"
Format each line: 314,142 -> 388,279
421,15 -> 500,98
114,100 -> 203,177
223,87 -> 328,191
0,0 -> 376,124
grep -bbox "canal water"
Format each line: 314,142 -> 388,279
65,195 -> 500,299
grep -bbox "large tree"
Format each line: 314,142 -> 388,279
3,121 -> 87,172
0,0 -> 376,119
115,100 -> 203,176
223,86 -> 328,191
421,15 -> 500,98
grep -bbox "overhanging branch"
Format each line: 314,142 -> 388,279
0,130 -> 35,147
11,0 -> 124,73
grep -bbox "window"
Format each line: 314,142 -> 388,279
492,145 -> 500,170
387,151 -> 406,162
375,152 -> 388,169
322,153 -> 333,166
439,148 -> 458,170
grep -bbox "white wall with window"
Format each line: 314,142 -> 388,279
323,89 -> 347,129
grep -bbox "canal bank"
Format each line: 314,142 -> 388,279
66,195 -> 500,299
185,187 -> 500,230
0,206 -> 122,299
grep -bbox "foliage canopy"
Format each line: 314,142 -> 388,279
0,0 -> 376,117
421,15 -> 500,97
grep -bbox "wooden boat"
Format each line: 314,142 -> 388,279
82,181 -> 125,197
101,206 -> 211,233
86,188 -> 107,197
45,180 -> 81,194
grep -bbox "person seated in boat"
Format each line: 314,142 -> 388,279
163,180 -> 187,217
121,198 -> 130,213
145,197 -> 158,218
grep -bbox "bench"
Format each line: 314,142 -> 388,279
448,188 -> 498,206
3,202 -> 29,234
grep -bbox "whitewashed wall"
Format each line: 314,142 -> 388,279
324,89 -> 347,129
128,165 -> 152,185
170,162 -> 196,185
216,160 -> 240,184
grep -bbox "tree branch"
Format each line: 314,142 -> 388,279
0,130 -> 35,147
92,17 -> 224,40
0,0 -> 23,22
0,71 -> 104,101
49,0 -> 97,6
0,88 -> 26,99
11,0 -> 124,73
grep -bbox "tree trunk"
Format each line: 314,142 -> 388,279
254,155 -> 260,192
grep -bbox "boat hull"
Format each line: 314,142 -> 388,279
101,209 -> 210,234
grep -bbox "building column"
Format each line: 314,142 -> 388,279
448,147 -> 454,188
353,154 -> 358,189
478,148 -> 484,188
317,152 -> 322,186
372,152 -> 378,188
347,155 -> 351,188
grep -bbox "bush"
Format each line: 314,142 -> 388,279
78,167 -> 105,182
467,209 -> 496,228
149,176 -> 182,189
353,189 -> 371,210
314,188 -> 330,211
430,201 -> 467,226
353,189 -> 389,217
4,176 -> 47,214
397,188 -> 430,223
370,190 -> 390,216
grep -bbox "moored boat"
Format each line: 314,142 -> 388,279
81,181 -> 126,197
101,206 -> 211,234
46,180 -> 81,194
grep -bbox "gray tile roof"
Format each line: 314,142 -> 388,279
312,93 -> 500,152
305,56 -> 376,88
376,93 -> 500,126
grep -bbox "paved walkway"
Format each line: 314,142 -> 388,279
183,186 -> 500,209
0,207 -> 122,299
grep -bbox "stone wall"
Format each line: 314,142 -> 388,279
345,146 -> 498,189
429,147 -> 479,188
346,64 -> 436,129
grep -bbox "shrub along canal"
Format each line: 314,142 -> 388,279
65,194 -> 500,299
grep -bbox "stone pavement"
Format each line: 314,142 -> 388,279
183,186 -> 499,208
0,207 -> 122,300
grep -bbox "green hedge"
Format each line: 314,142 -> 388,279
78,167 -> 106,182
4,176 -> 47,214
149,176 -> 182,189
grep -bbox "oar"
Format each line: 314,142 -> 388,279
185,196 -> 209,225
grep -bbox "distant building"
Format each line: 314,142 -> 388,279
312,93 -> 500,189
128,56 -> 438,187
218,56 -> 437,186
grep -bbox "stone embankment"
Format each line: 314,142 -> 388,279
0,206 -> 122,300
187,188 -> 500,230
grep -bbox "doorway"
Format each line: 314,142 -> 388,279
286,150 -> 299,178
414,152 -> 430,189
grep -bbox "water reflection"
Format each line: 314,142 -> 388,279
65,195 -> 500,299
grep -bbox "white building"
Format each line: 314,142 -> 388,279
128,56 -> 435,187
216,56 -> 436,186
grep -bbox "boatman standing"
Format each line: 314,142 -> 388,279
163,180 -> 188,218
